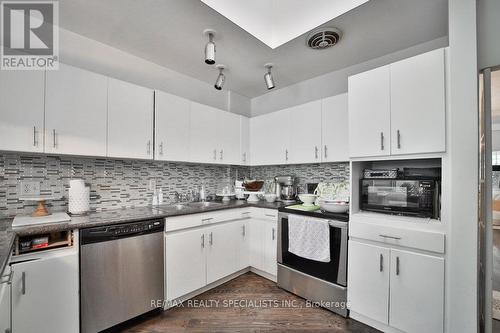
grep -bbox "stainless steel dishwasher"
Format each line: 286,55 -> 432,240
80,219 -> 164,333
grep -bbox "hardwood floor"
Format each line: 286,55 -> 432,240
121,272 -> 379,333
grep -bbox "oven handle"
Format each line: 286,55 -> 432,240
328,220 -> 348,229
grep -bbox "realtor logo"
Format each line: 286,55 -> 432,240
1,1 -> 59,70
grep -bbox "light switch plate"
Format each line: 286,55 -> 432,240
20,181 -> 40,196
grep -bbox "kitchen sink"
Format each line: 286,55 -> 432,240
186,201 -> 223,208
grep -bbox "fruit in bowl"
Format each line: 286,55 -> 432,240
243,180 -> 264,192
298,194 -> 318,207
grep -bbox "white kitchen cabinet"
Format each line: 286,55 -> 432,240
0,264 -> 11,333
45,63 -> 108,156
236,220 -> 251,270
216,110 -> 241,165
189,102 -> 218,163
348,65 -> 391,158
206,222 -> 240,284
155,90 -> 190,162
289,100 -> 322,164
240,116 -> 250,165
390,48 -> 446,155
248,218 -> 265,271
108,78 -> 154,159
250,109 -> 290,165
262,220 -> 278,276
321,93 -> 349,162
165,228 -> 206,301
389,249 -> 444,333
11,249 -> 79,333
348,240 -> 390,324
0,70 -> 45,153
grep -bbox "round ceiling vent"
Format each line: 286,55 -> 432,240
307,27 -> 342,50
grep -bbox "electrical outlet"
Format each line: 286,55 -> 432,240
20,181 -> 40,197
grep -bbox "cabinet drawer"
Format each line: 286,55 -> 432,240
201,209 -> 251,225
252,208 -> 278,221
165,215 -> 203,232
349,220 -> 445,254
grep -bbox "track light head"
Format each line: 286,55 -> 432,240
214,64 -> 225,90
204,29 -> 216,65
264,63 -> 275,90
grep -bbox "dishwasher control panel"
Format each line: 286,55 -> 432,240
80,219 -> 164,244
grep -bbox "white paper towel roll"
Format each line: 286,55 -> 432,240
68,185 -> 90,215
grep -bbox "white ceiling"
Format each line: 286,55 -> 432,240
57,0 -> 448,98
200,0 -> 369,49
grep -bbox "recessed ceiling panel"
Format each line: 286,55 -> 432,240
200,0 -> 369,48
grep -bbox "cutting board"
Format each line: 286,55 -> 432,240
12,212 -> 71,228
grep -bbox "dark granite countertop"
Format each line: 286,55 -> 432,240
0,200 -> 289,275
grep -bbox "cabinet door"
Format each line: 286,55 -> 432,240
108,78 -> 154,159
321,93 -> 349,162
11,251 -> 79,333
189,102 -> 218,163
389,249 -> 444,333
347,241 -> 390,324
0,70 -> 44,153
390,48 -> 446,155
240,116 -> 250,165
206,223 -> 240,284
262,220 -> 278,276
217,110 -> 240,165
236,220 -> 250,270
248,218 -> 265,271
155,90 -> 190,161
165,229 -> 206,300
0,265 -> 11,333
45,64 -> 108,156
289,100 -> 322,164
348,65 -> 391,158
250,109 -> 290,165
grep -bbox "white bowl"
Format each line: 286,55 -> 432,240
298,194 -> 318,206
319,200 -> 349,213
264,194 -> 277,203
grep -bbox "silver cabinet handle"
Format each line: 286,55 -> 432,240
242,152 -> 247,163
265,214 -> 276,218
209,232 -> 213,245
397,130 -> 401,149
220,149 -> 223,161
213,149 -> 217,161
380,132 -> 384,150
242,225 -> 246,236
379,254 -> 383,272
396,256 -> 400,275
201,234 -> 205,248
272,227 -> 275,240
33,126 -> 37,147
21,271 -> 26,295
147,140 -> 151,155
202,217 -> 213,222
314,146 -> 319,159
52,129 -> 57,148
324,145 -> 328,159
379,234 -> 401,240
285,149 -> 289,161
159,142 -> 164,156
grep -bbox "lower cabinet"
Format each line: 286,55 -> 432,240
165,208 -> 278,302
0,264 -> 11,333
348,240 -> 444,333
10,249 -> 79,333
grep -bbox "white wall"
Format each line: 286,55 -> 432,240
477,0 -> 500,70
57,28 -> 252,116
251,36 -> 448,116
446,0 -> 478,332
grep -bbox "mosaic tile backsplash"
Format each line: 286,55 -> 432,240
0,153 -> 349,217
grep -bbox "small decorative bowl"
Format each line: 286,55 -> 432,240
244,180 -> 264,192
264,194 -> 277,203
298,194 -> 318,206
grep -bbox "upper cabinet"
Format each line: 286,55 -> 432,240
322,93 -> 349,162
0,70 -> 45,153
348,65 -> 391,158
348,48 -> 446,158
45,64 -> 108,156
250,109 -> 290,166
216,110 -> 241,165
390,48 -> 446,155
155,90 -> 190,162
240,116 -> 250,165
289,100 -> 322,164
107,78 -> 154,159
189,102 -> 218,163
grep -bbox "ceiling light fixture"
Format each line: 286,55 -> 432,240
264,63 -> 275,90
204,29 -> 216,65
214,64 -> 225,90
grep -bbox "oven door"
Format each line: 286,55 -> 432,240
277,212 -> 347,286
